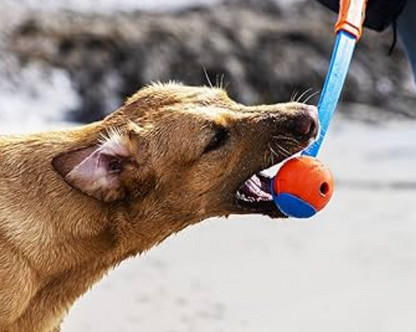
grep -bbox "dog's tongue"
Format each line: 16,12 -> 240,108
239,174 -> 273,202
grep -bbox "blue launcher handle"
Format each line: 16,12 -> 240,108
271,0 -> 368,219
302,30 -> 357,158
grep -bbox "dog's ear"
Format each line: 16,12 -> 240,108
52,131 -> 132,202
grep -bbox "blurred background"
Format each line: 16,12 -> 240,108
1,0 -> 416,331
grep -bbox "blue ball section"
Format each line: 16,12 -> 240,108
273,193 -> 317,219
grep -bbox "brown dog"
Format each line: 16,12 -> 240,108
0,83 -> 318,332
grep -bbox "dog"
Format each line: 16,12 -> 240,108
0,83 -> 318,332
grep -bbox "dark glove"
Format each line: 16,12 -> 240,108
316,0 -> 407,31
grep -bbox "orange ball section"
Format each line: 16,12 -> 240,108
273,156 -> 334,212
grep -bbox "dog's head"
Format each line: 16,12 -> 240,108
53,83 -> 318,224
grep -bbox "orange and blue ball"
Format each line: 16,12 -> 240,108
271,156 -> 334,218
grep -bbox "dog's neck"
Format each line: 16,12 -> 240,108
0,127 -> 110,264
0,125 -> 121,331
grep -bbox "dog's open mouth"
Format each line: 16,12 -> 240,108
235,170 -> 279,217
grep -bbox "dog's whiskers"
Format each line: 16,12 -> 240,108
296,88 -> 313,103
272,135 -> 299,146
216,73 -> 226,90
303,90 -> 320,104
268,141 -> 293,161
202,66 -> 214,89
291,90 -> 299,102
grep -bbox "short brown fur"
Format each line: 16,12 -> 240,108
0,83 -> 317,332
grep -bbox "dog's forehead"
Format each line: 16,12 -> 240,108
117,83 -> 237,128
127,82 -> 232,107
181,105 -> 231,126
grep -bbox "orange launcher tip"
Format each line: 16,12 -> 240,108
335,0 -> 368,40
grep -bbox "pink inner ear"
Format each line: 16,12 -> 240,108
65,136 -> 130,201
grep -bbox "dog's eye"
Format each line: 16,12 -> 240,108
203,126 -> 230,154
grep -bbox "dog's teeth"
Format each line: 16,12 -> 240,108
236,172 -> 274,204
261,165 -> 280,177
251,174 -> 262,187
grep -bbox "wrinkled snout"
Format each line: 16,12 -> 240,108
292,105 -> 319,138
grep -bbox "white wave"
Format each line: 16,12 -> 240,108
0,63 -> 79,133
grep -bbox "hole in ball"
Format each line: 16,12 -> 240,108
320,182 -> 329,196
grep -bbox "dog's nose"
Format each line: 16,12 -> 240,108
293,106 -> 319,137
